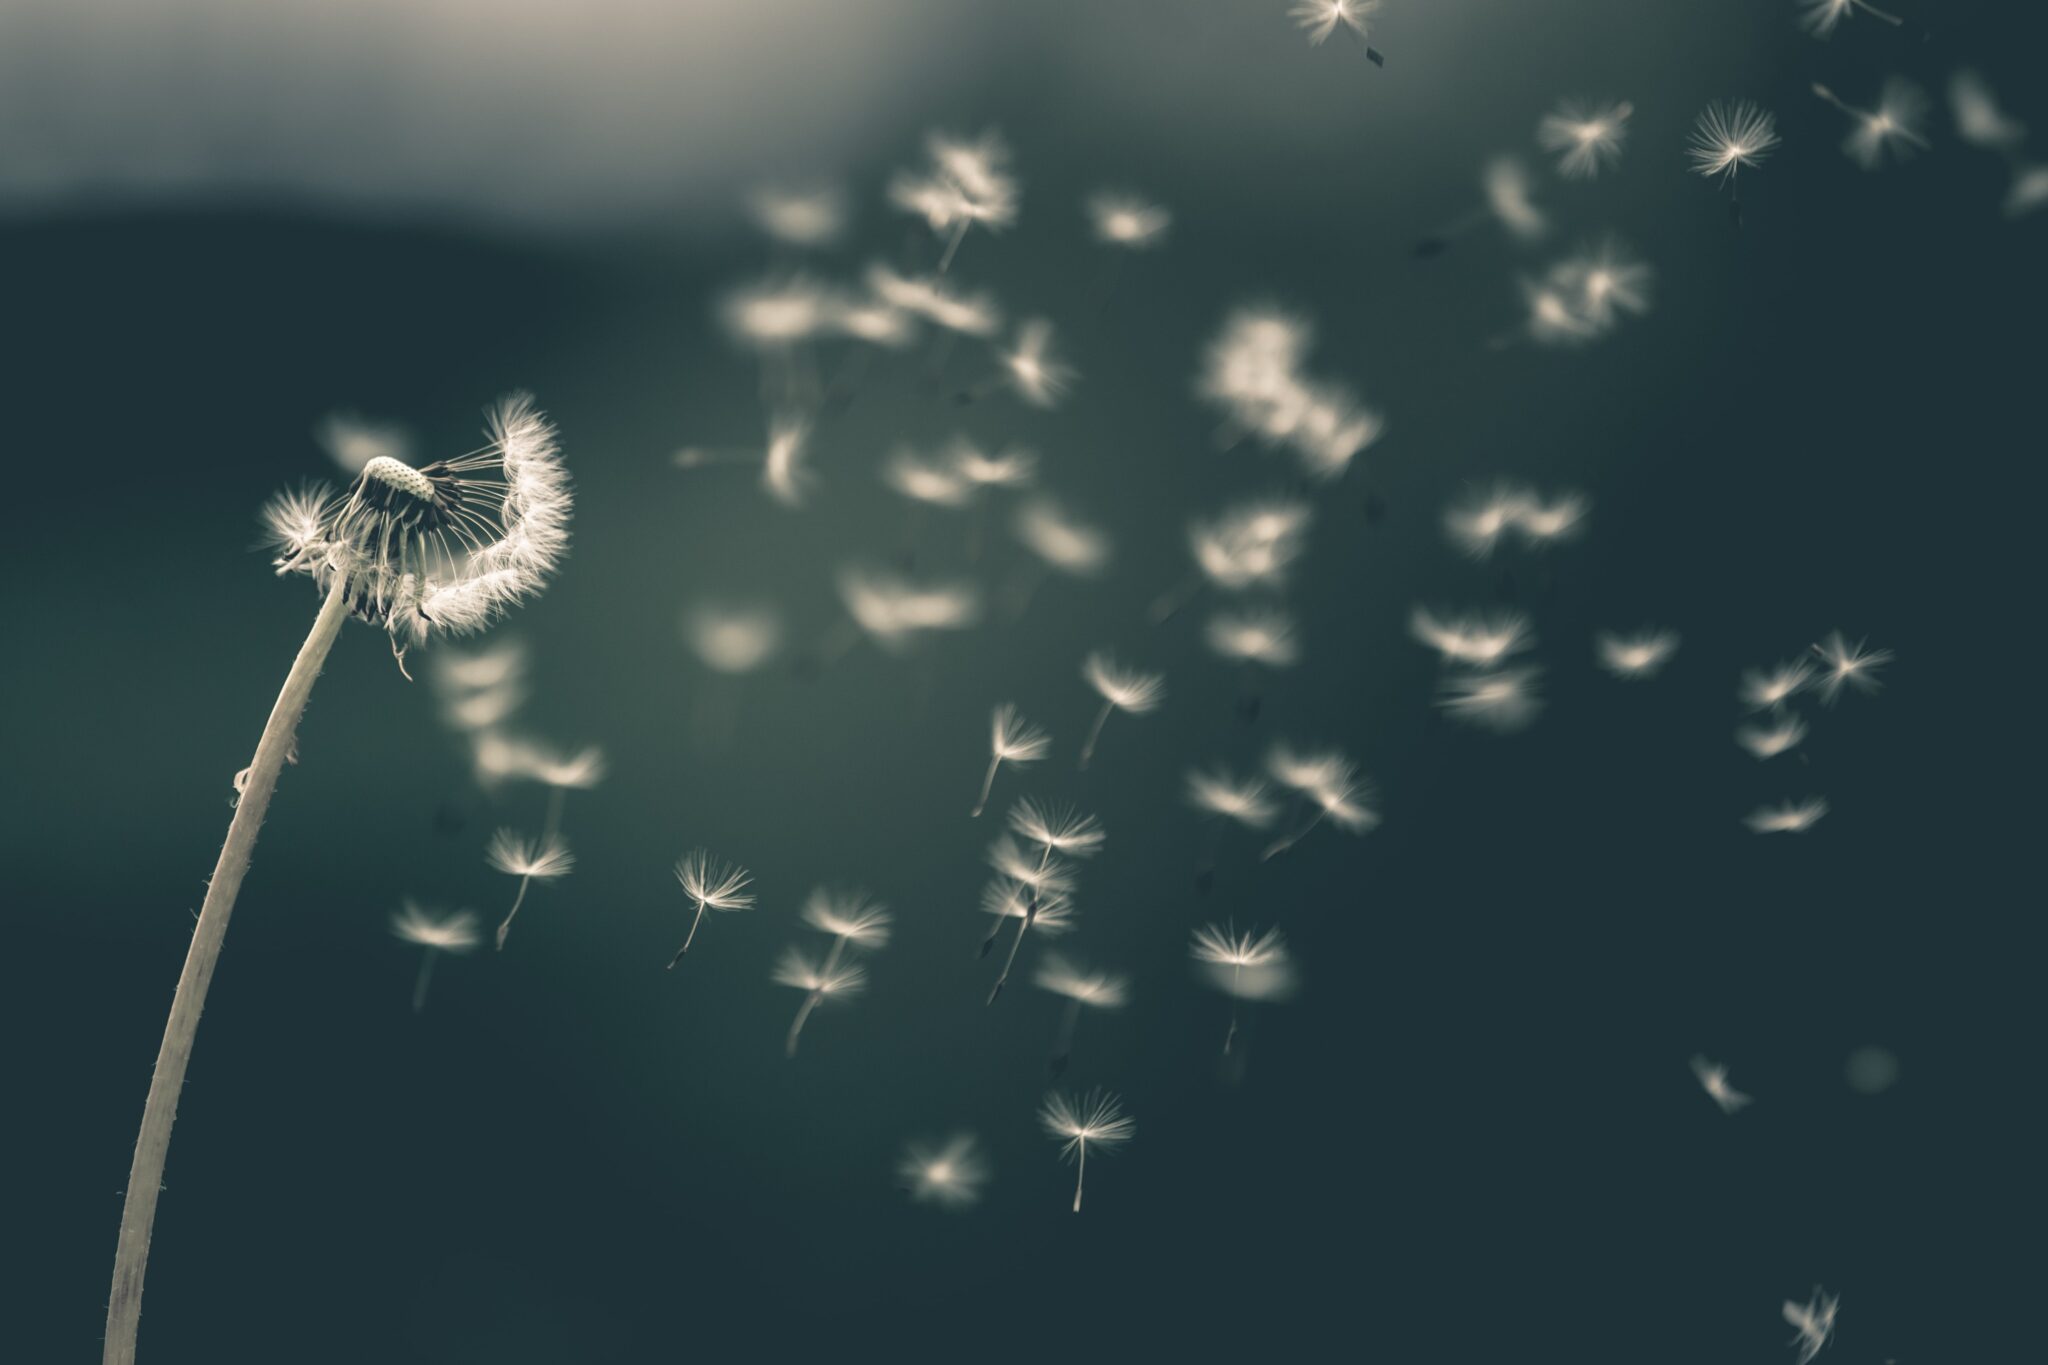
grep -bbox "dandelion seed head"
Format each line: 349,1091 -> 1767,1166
1537,98 -> 1633,178
800,888 -> 893,947
1001,318 -> 1075,408
1596,628 -> 1681,679
1038,1089 -> 1135,1156
1014,498 -> 1112,576
979,879 -> 1077,933
1083,651 -> 1166,713
2006,164 -> 2048,218
1810,631 -> 1892,702
1184,766 -> 1281,828
1737,714 -> 1808,759
990,703 -> 1052,764
1783,1287 -> 1841,1365
1551,239 -> 1653,329
891,127 -> 1018,235
1290,0 -> 1380,46
390,900 -> 482,952
1438,667 -> 1544,731
771,945 -> 867,997
899,1134 -> 989,1209
1033,954 -> 1130,1008
485,829 -> 574,881
719,277 -> 837,350
985,836 -> 1077,894
675,850 -> 756,912
1086,190 -> 1171,248
1205,606 -> 1301,668
1410,606 -> 1533,667
1190,923 -> 1298,1000
685,602 -> 782,674
1008,799 -> 1107,857
1740,659 -> 1815,711
1744,797 -> 1830,833
1689,101 -> 1780,179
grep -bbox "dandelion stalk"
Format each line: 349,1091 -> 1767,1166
668,903 -> 707,968
987,907 -> 1034,1004
1077,699 -> 1115,771
104,573 -> 350,1365
411,947 -> 442,1014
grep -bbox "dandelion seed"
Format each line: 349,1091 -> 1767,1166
485,829 -> 574,951
1443,485 -> 1531,558
899,1134 -> 990,1209
1000,318 -> 1075,408
1205,606 -> 1301,669
863,265 -> 1003,338
1035,954 -> 1131,1075
972,703 -> 1051,817
718,277 -> 839,352
1537,99 -> 1633,179
1810,631 -> 1892,702
1689,101 -> 1781,187
429,639 -> 527,733
685,602 -> 782,675
1949,71 -> 2025,150
1439,667 -> 1544,732
1410,606 -> 1533,667
1196,306 -> 1383,481
1551,239 -> 1654,330
1737,713 -> 1808,759
985,805 -> 1100,1002
747,185 -> 847,248
1740,659 -> 1815,711
890,127 -> 1019,271
1014,499 -> 1112,577
1596,628 -> 1680,679
110,394 -> 573,1364
390,900 -> 481,1013
1690,1055 -> 1754,1114
1010,799 -> 1108,859
1039,1089 -> 1135,1212
950,442 -> 1037,491
1745,797 -> 1830,833
1517,490 -> 1589,545
1087,191 -> 1172,248
761,412 -> 817,507
1814,80 -> 1931,169
1262,744 -> 1377,858
1800,0 -> 1903,38
1191,922 -> 1298,1054
986,836 -> 1077,896
785,888 -> 891,1056
978,879 -> 1077,942
2007,165 -> 2048,218
1290,0 -> 1386,65
669,850 -> 756,966
1185,766 -> 1282,829
1154,496 -> 1313,623
836,567 -> 982,652
882,447 -> 976,509
1483,156 -> 1548,239
1782,1287 -> 1841,1365
1516,279 -> 1602,347
772,945 -> 867,1058
1079,651 -> 1166,769
313,412 -> 409,476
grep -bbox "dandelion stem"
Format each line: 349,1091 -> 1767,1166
667,900 -> 707,969
1855,0 -> 1904,24
988,910 -> 1033,1004
1223,1000 -> 1241,1055
1261,802 -> 1328,861
494,876 -> 532,952
411,948 -> 439,1014
786,991 -> 822,1058
105,573 -> 351,1365
936,220 -> 971,274
1077,701 -> 1114,771
970,754 -> 1002,818
1072,1139 -> 1087,1213
1147,573 -> 1201,624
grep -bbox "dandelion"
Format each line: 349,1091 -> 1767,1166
1537,99 -> 1633,179
1690,101 -> 1780,223
978,878 -> 1077,952
1011,798 -> 1109,859
986,802 -> 1103,1002
1483,156 -> 1548,239
972,703 -> 1051,817
883,447 -> 975,508
1737,714 -> 1808,759
1185,766 -> 1282,829
761,412 -> 817,507
106,395 -> 569,1365
1443,485 -> 1531,558
484,829 -> 574,951
1038,1089 -> 1136,1213
1191,922 -> 1298,1053
864,264 -> 1003,338
1438,667 -> 1545,732
1291,0 -> 1386,66
1745,797 -> 1830,833
1949,71 -> 2025,150
1205,606 -> 1301,669
1034,954 -> 1131,1076
1810,631 -> 1892,702
1410,606 -> 1533,667
390,901 -> 481,1014
429,639 -> 527,733
835,567 -> 982,654
685,602 -> 783,674
1195,305 -> 1383,480
899,1134 -> 990,1209
1740,659 -> 1815,711
718,276 -> 839,353
1550,239 -> 1654,331
1782,1287 -> 1841,1365
747,185 -> 847,248
784,889 -> 890,1056
950,441 -> 1038,491
1087,191 -> 1172,248
2007,165 -> 2048,218
1814,80 -> 1931,169
771,946 -> 867,1057
1596,628 -> 1681,679
1690,1055 -> 1754,1114
1079,650 -> 1166,769
1515,278 -> 1601,347
1800,0 -> 1902,37
1013,499 -> 1112,577
669,850 -> 756,966
1262,744 -> 1378,859
1156,497 -> 1314,621
999,318 -> 1075,408
889,127 -> 1019,272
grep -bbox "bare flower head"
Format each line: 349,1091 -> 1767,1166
1689,101 -> 1781,180
1690,1055 -> 1754,1114
1008,799 -> 1107,857
1033,954 -> 1131,1009
675,850 -> 756,913
1596,628 -> 1681,679
1206,606 -> 1301,668
747,185 -> 847,247
1000,318 -> 1075,408
485,829 -> 574,881
990,703 -> 1052,764
837,567 -> 982,649
1438,667 -> 1545,732
264,394 -> 570,661
1782,1287 -> 1841,1365
1086,190 -> 1172,248
1810,631 -> 1892,702
800,888 -> 893,947
1737,714 -> 1808,760
1537,99 -> 1633,179
1410,607 -> 1533,667
1745,797 -> 1830,833
1191,923 -> 1299,1000
1014,499 -> 1112,577
685,602 -> 782,674
1084,651 -> 1167,714
899,1134 -> 990,1209
1740,659 -> 1815,711
1483,156 -> 1548,239
771,945 -> 867,997
1185,765 -> 1281,828
390,901 -> 483,952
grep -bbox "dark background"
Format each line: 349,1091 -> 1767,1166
4,2 -> 2042,1360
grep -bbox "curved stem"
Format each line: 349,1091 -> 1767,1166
786,991 -> 822,1058
987,910 -> 1033,1005
105,575 -> 351,1365
1077,701 -> 1113,771
667,901 -> 707,969
494,876 -> 532,951
1072,1140 -> 1087,1214
970,754 -> 1001,818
